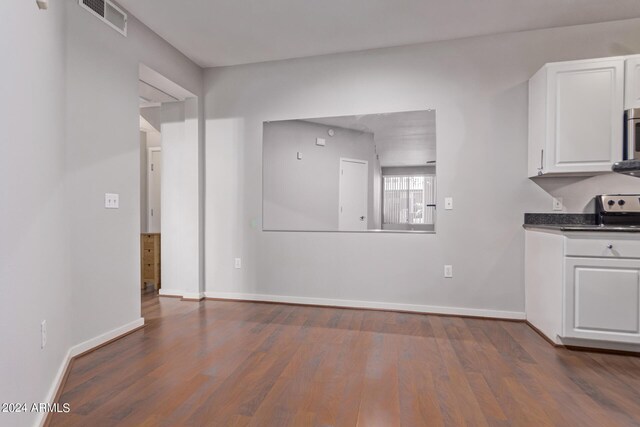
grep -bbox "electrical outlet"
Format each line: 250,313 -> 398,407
444,197 -> 453,210
234,258 -> 242,269
552,197 -> 563,211
444,265 -> 453,278
105,193 -> 119,209
41,320 -> 47,349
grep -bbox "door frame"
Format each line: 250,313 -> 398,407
147,146 -> 162,233
338,157 -> 368,231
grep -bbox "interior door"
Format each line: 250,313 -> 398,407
148,148 -> 162,233
339,158 -> 368,231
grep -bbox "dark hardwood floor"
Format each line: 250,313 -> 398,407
49,288 -> 640,426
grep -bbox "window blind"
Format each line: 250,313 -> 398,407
383,175 -> 436,225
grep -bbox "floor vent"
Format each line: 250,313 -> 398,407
79,0 -> 127,36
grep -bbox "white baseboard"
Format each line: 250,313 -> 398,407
68,318 -> 145,357
37,317 -> 144,427
159,289 -> 204,300
38,348 -> 73,427
558,336 -> 640,353
182,292 -> 205,301
158,288 -> 185,297
204,291 -> 525,320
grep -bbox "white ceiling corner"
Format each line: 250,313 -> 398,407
118,0 -> 640,68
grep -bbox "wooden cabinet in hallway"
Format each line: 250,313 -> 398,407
141,233 -> 161,290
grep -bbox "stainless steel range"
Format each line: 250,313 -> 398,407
595,194 -> 640,226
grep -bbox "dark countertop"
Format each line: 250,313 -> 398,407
523,212 -> 640,232
523,224 -> 640,232
524,213 -> 596,226
612,160 -> 640,176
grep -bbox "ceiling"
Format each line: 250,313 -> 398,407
307,110 -> 436,167
118,0 -> 640,67
139,80 -> 176,107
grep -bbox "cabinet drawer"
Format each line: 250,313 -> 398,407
142,247 -> 155,259
142,263 -> 155,278
143,244 -> 157,253
142,234 -> 159,244
566,236 -> 640,258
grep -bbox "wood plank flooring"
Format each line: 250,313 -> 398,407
49,288 -> 640,426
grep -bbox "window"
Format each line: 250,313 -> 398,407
383,175 -> 436,225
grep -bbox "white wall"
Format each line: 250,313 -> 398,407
146,130 -> 162,148
65,0 -> 203,344
372,154 -> 382,229
0,3 -> 71,427
205,18 -> 640,317
263,120 -> 377,231
140,106 -> 161,132
140,131 -> 148,232
1,1 -> 203,425
140,130 -> 161,233
159,99 -> 203,298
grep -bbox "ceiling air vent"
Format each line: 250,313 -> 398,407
79,0 -> 127,36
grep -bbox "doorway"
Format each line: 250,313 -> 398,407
338,158 -> 369,231
138,63 -> 203,305
139,69 -> 173,295
140,113 -> 162,294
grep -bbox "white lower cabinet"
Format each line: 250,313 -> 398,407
525,230 -> 640,350
564,257 -> 640,344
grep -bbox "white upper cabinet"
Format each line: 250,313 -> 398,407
528,57 -> 625,177
625,55 -> 640,109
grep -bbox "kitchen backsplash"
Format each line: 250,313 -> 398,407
531,173 -> 639,213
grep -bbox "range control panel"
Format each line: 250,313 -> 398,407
598,194 -> 640,213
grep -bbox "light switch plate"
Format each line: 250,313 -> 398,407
316,138 -> 326,147
444,197 -> 453,210
297,152 -> 303,160
444,265 -> 453,278
105,193 -> 119,209
234,258 -> 242,269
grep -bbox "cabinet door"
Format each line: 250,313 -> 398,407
564,257 -> 640,344
546,59 -> 624,174
625,55 -> 640,109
